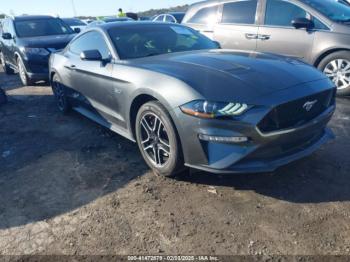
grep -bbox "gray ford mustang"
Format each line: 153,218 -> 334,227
49,22 -> 336,177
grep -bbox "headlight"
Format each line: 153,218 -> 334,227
180,100 -> 251,119
20,47 -> 50,56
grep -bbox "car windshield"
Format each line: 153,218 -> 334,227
172,13 -> 185,23
14,18 -> 73,37
300,0 -> 350,22
109,24 -> 218,59
63,18 -> 86,26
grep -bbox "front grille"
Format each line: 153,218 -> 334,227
258,89 -> 335,133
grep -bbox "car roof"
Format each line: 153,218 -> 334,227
97,21 -> 179,30
13,15 -> 56,21
189,0 -> 220,7
104,17 -> 132,22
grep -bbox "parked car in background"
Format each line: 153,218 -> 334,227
0,15 -> 76,85
126,12 -> 139,21
49,22 -> 335,177
82,18 -> 95,24
87,17 -> 133,28
139,16 -> 151,21
152,12 -> 186,23
183,0 -> 350,95
338,0 -> 350,6
62,18 -> 86,32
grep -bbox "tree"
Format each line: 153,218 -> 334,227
138,5 -> 189,17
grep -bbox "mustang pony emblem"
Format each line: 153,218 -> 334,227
303,100 -> 318,112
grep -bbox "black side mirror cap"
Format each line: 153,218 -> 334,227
80,50 -> 103,61
74,28 -> 81,33
292,17 -> 314,29
2,33 -> 12,40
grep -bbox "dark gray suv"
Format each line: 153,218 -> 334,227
183,0 -> 350,95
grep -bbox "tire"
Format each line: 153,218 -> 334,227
17,57 -> 34,86
135,101 -> 185,177
318,51 -> 350,96
51,74 -> 71,114
0,52 -> 15,75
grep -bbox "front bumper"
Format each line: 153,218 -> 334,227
21,54 -> 50,81
173,103 -> 335,174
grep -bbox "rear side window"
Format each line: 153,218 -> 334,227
265,0 -> 308,27
69,31 -> 110,59
187,5 -> 218,24
221,0 -> 258,24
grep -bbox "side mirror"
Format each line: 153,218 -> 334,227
80,50 -> 103,61
2,33 -> 12,40
74,28 -> 81,33
292,17 -> 314,29
213,41 -> 221,49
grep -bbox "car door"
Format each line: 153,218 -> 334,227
256,0 -> 315,61
6,19 -> 18,66
66,31 -> 121,125
213,0 -> 260,51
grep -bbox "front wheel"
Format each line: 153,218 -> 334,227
318,51 -> 350,96
51,74 -> 71,114
17,57 -> 34,86
135,101 -> 185,177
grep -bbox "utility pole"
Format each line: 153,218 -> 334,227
71,0 -> 77,17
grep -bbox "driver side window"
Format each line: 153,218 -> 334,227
265,0 -> 308,27
69,31 -> 111,59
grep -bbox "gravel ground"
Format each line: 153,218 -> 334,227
0,69 -> 350,256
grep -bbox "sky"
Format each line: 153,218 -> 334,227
0,0 -> 199,17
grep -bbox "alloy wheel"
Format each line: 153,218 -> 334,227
139,112 -> 171,167
52,80 -> 67,111
323,59 -> 350,90
18,60 -> 27,84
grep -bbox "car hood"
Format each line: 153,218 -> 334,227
130,50 -> 328,102
19,34 -> 75,50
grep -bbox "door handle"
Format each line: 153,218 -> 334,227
64,64 -> 76,70
258,34 -> 271,40
245,33 -> 258,40
202,30 -> 214,33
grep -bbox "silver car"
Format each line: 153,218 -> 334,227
183,0 -> 350,95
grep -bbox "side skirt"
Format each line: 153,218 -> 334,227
73,106 -> 136,142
